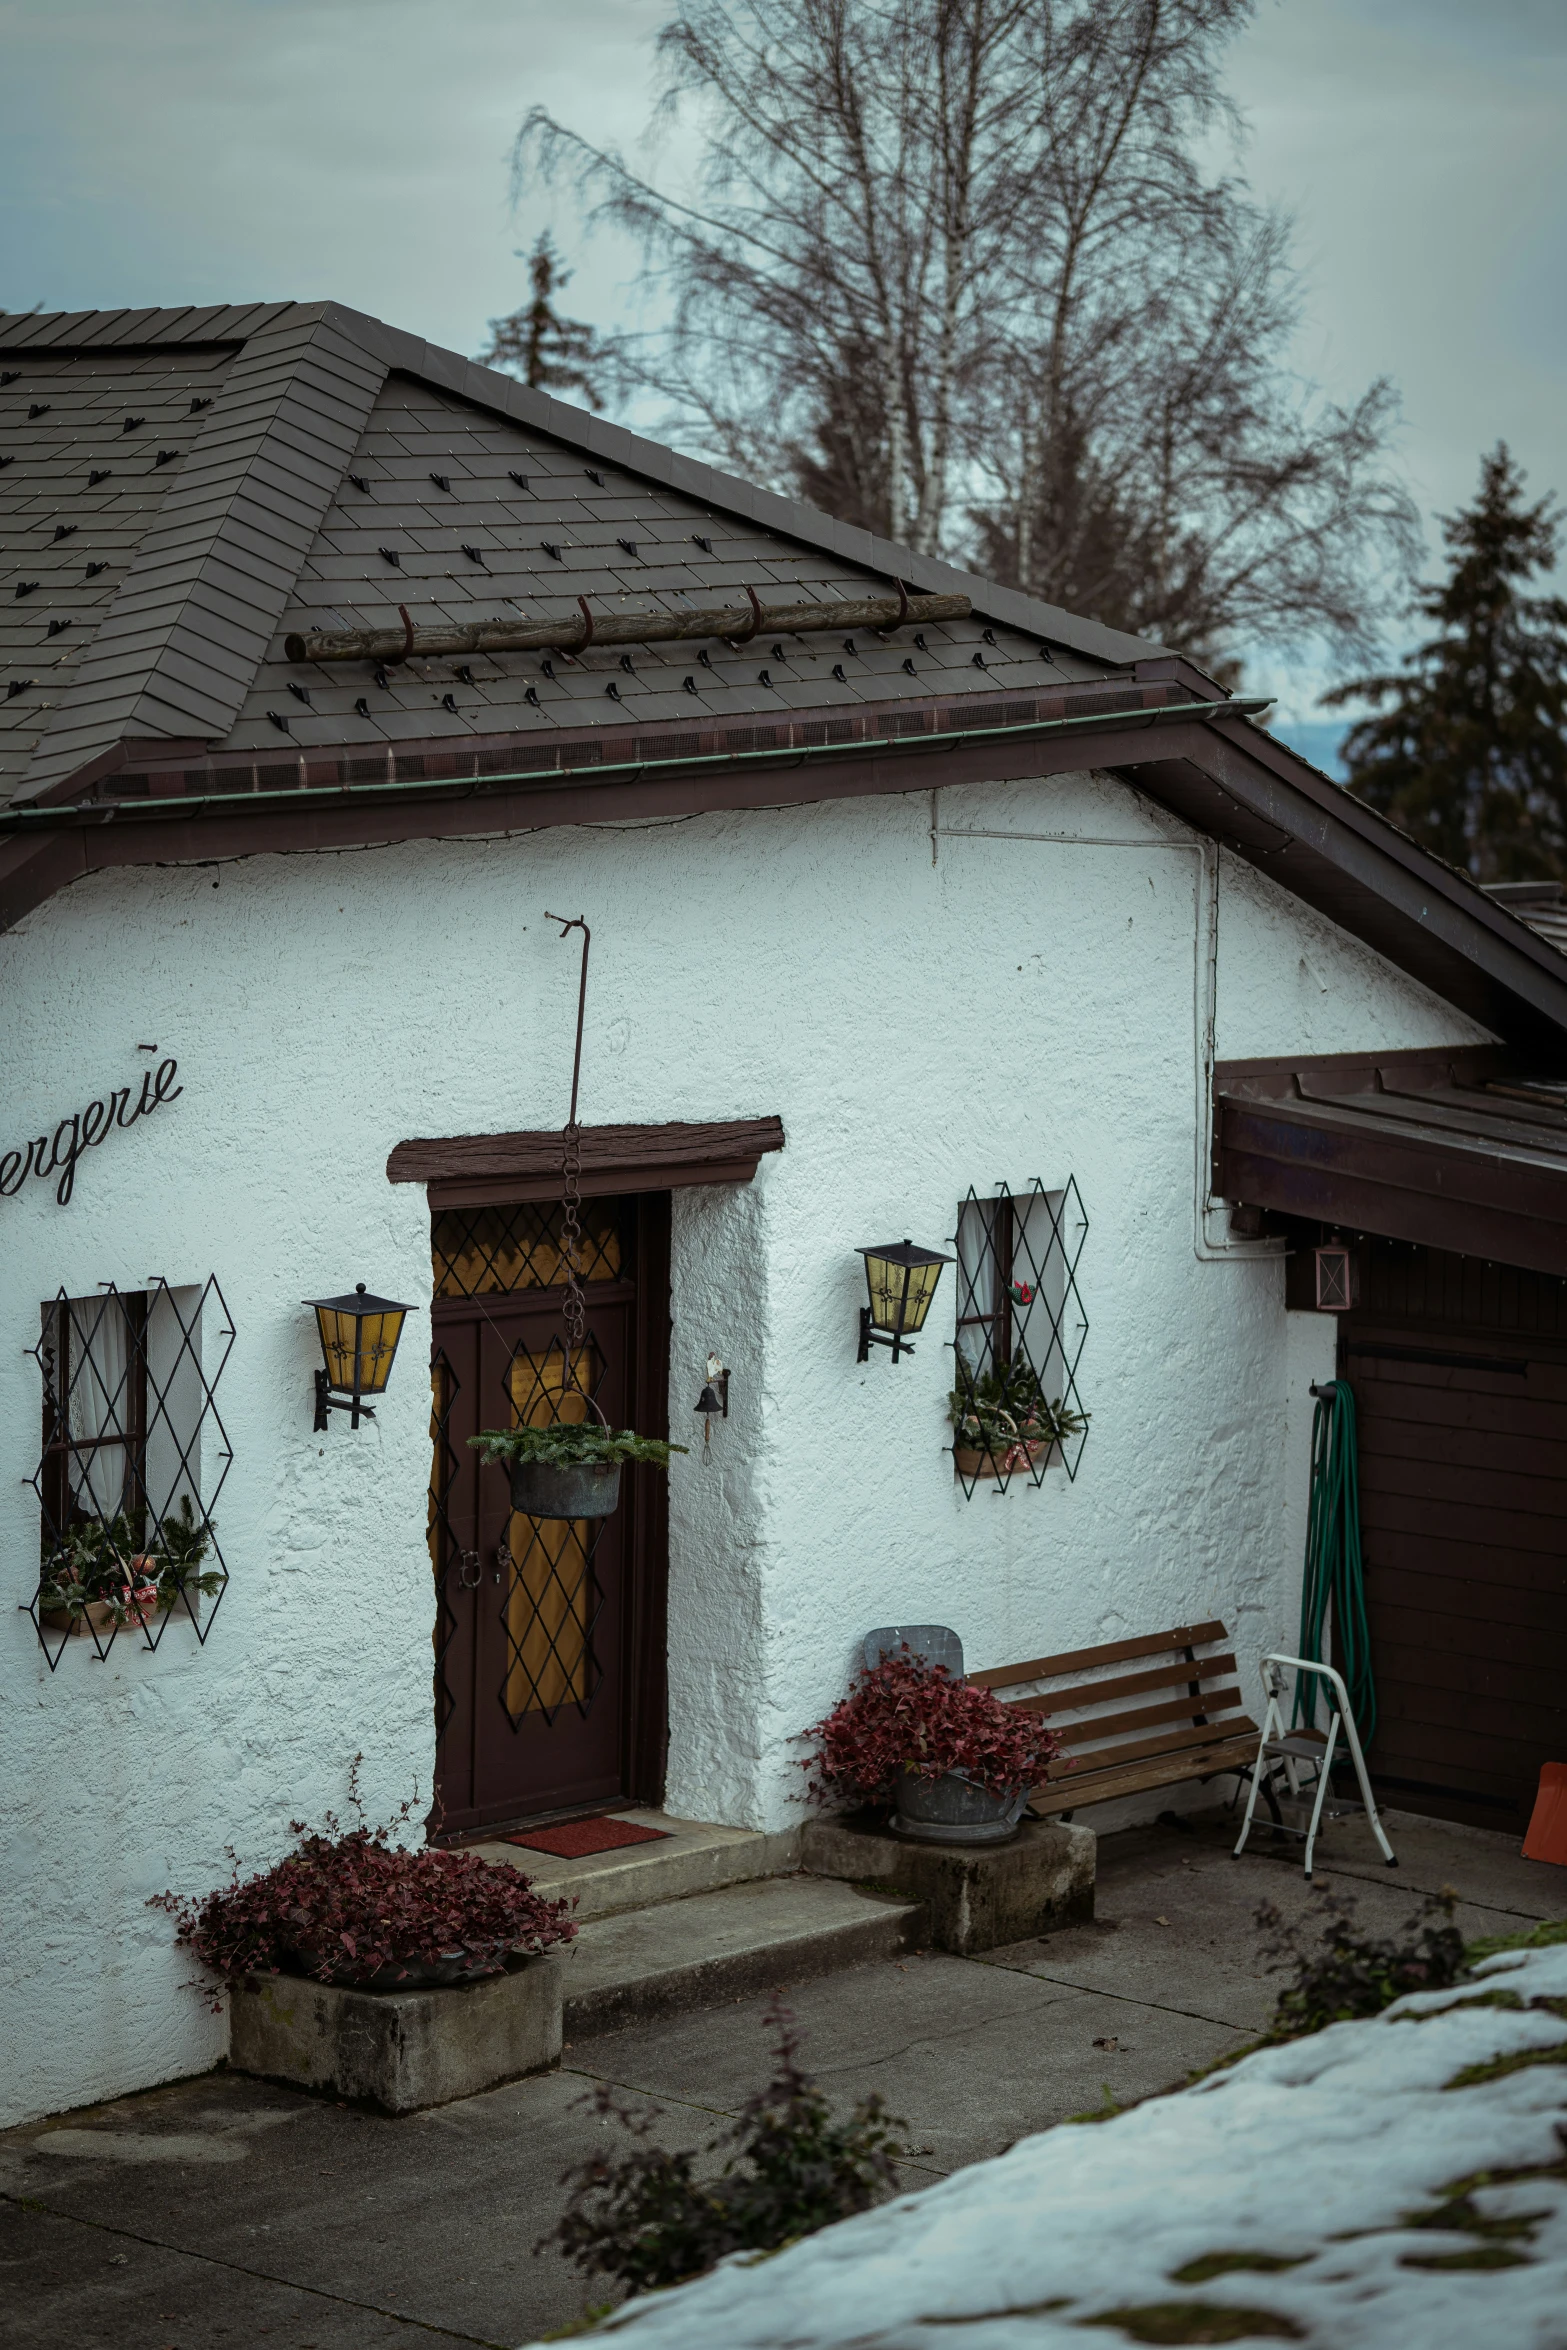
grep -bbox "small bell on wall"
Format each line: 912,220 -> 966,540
695,1351 -> 730,1447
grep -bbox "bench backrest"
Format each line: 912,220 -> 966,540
971,1619 -> 1250,1786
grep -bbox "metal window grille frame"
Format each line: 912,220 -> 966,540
26,1276 -> 235,1667
496,1328 -> 610,1729
950,1178 -> 1088,1498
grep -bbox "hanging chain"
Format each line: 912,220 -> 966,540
545,914 -> 598,1403
561,1119 -> 586,1352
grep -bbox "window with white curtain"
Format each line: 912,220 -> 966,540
31,1278 -> 233,1662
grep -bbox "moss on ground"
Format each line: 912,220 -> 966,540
1169,2253 -> 1306,2285
1445,2032 -> 1567,2090
1400,2246 -> 1534,2271
1081,2302 -> 1302,2342
1464,1918 -> 1567,1964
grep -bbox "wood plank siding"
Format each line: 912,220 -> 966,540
1340,1238 -> 1567,1829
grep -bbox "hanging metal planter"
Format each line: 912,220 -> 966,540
468,912 -> 686,1521
505,1454 -> 623,1519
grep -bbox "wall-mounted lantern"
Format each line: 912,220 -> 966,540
1313,1239 -> 1356,1313
306,1283 -> 414,1430
857,1239 -> 952,1364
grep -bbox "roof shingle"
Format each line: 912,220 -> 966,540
1,301 -> 1164,804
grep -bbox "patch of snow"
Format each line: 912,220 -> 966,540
537,1939 -> 1567,2350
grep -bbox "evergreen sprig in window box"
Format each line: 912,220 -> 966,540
38,1497 -> 222,1637
949,1361 -> 1088,1480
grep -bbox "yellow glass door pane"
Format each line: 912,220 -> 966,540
503,1341 -> 599,1716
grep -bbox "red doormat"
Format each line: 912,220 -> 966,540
499,1816 -> 671,1858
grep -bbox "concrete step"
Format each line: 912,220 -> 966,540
559,1875 -> 923,2038
469,1810 -> 800,1925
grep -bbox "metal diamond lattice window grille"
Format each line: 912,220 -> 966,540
432,1201 -> 621,1298
950,1179 -> 1088,1498
497,1330 -> 608,1728
28,1277 -> 235,1667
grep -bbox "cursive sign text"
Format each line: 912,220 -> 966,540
1,1057 -> 183,1207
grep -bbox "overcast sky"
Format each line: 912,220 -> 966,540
2,0 -> 1563,742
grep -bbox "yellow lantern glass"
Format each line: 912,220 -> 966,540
307,1282 -> 413,1429
857,1239 -> 952,1363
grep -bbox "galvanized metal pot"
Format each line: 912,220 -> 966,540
506,1457 -> 623,1519
892,1769 -> 1028,1845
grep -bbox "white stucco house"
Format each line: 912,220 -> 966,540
4,304 -> 1566,2129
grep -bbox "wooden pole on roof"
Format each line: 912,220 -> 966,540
284,589 -> 971,666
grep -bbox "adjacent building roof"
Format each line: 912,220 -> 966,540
1486,881 -> 1567,957
1214,1047 -> 1567,1276
6,302 -> 1567,1071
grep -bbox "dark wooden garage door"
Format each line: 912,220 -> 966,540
1341,1242 -> 1567,1829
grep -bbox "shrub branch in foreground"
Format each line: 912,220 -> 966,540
545,2003 -> 904,2292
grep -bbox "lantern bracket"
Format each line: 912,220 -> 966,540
859,1309 -> 917,1364
313,1370 -> 377,1432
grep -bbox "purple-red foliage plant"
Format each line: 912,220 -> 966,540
150,1763 -> 575,1999
799,1647 -> 1063,1806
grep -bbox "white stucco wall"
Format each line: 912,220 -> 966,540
0,764 -> 1488,2123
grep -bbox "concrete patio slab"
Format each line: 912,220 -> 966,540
3,1808 -> 1558,2350
569,1948 -> 1249,2173
0,2196 -> 439,2350
1189,1799 -> 1566,1917
0,2062 -> 700,2347
975,1808 -> 1550,2035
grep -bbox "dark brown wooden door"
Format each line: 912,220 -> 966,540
428,1195 -> 669,1837
1342,1245 -> 1567,1828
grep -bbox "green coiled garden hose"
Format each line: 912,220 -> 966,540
1295,1378 -> 1377,1746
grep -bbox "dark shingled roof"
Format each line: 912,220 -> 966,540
15,305 -> 1567,1076
1,301 -> 1156,806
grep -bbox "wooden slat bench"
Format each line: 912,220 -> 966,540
971,1620 -> 1259,1816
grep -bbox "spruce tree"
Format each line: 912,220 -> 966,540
481,234 -> 605,409
1328,445 -> 1567,879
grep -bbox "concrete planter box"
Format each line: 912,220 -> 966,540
229,1954 -> 563,2114
803,1814 -> 1094,1954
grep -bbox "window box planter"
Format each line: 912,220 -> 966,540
37,1500 -> 221,1640
39,1585 -> 165,1637
229,1951 -> 564,2113
952,1441 -> 1054,1481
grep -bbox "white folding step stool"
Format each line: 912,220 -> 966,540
1233,1653 -> 1397,1880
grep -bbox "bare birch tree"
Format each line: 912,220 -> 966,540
518,0 -> 1416,666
